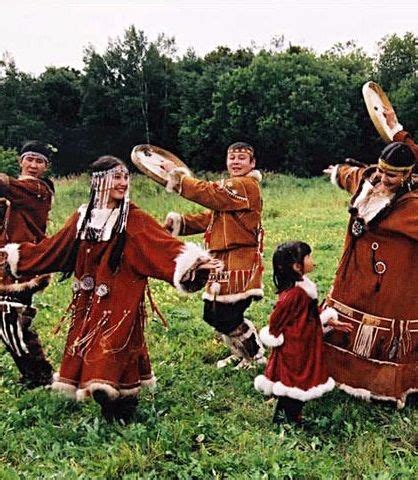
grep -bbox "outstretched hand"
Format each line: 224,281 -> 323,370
165,216 -> 174,234
328,317 -> 354,333
383,106 -> 397,129
198,258 -> 224,273
160,159 -> 176,173
323,165 -> 335,176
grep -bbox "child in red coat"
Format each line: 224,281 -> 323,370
254,241 -> 352,425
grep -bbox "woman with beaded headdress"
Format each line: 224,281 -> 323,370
1,155 -> 220,422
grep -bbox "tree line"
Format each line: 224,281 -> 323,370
0,27 -> 416,176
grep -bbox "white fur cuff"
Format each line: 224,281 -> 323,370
166,167 -> 191,193
2,243 -> 20,278
165,212 -> 183,237
140,374 -> 157,389
320,307 -> 338,326
173,242 -> 211,294
389,123 -> 404,140
259,326 -> 284,348
330,165 -> 340,187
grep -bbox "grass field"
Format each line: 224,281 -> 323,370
0,173 -> 416,479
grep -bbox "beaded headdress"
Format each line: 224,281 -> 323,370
79,164 -> 130,242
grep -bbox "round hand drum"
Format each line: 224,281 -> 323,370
131,144 -> 192,186
362,81 -> 402,143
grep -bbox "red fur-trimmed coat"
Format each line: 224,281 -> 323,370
165,170 -> 263,303
254,277 -> 335,401
0,174 -> 53,296
3,203 -> 211,400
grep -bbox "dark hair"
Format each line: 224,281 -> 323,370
272,241 -> 312,293
380,142 -> 415,169
227,142 -> 255,159
20,140 -> 53,162
60,155 -> 128,281
90,155 -> 127,173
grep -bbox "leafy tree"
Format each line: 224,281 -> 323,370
80,26 -> 179,168
390,75 -> 418,139
0,55 -> 48,148
376,32 -> 417,91
175,46 -> 255,169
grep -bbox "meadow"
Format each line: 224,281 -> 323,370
0,173 -> 416,479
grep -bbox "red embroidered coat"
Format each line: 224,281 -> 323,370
254,278 -> 334,401
0,174 -> 53,297
3,203 -> 210,399
325,164 -> 418,407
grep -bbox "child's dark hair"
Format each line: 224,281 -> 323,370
272,241 -> 312,293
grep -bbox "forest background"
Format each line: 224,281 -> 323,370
0,27 -> 417,177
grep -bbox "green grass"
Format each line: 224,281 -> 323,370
1,173 -> 416,479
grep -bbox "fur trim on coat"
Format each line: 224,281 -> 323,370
259,326 -> 284,348
330,165 -> 340,187
173,242 -> 212,294
247,170 -> 262,182
2,243 -> 20,278
319,307 -> 338,325
295,275 -> 318,299
165,212 -> 183,237
166,167 -> 191,193
254,375 -> 335,401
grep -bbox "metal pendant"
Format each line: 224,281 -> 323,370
351,218 -> 366,237
95,283 -> 109,297
80,275 -> 95,291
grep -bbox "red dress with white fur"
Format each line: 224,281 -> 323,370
3,203 -> 210,401
255,277 -> 335,401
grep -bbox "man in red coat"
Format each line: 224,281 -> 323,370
0,141 -> 54,387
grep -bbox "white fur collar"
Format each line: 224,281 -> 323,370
76,205 -> 120,241
246,170 -> 262,182
353,181 -> 394,224
295,275 -> 317,299
18,174 -> 39,181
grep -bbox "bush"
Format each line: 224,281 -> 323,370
0,147 -> 19,177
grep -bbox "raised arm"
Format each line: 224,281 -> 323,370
383,107 -> 418,160
0,175 -> 51,208
166,167 -> 255,211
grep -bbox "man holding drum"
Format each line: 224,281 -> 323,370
160,142 -> 265,369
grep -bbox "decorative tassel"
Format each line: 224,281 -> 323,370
352,324 -> 377,358
398,320 -> 412,358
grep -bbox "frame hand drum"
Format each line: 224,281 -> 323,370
362,81 -> 402,143
131,144 -> 192,186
